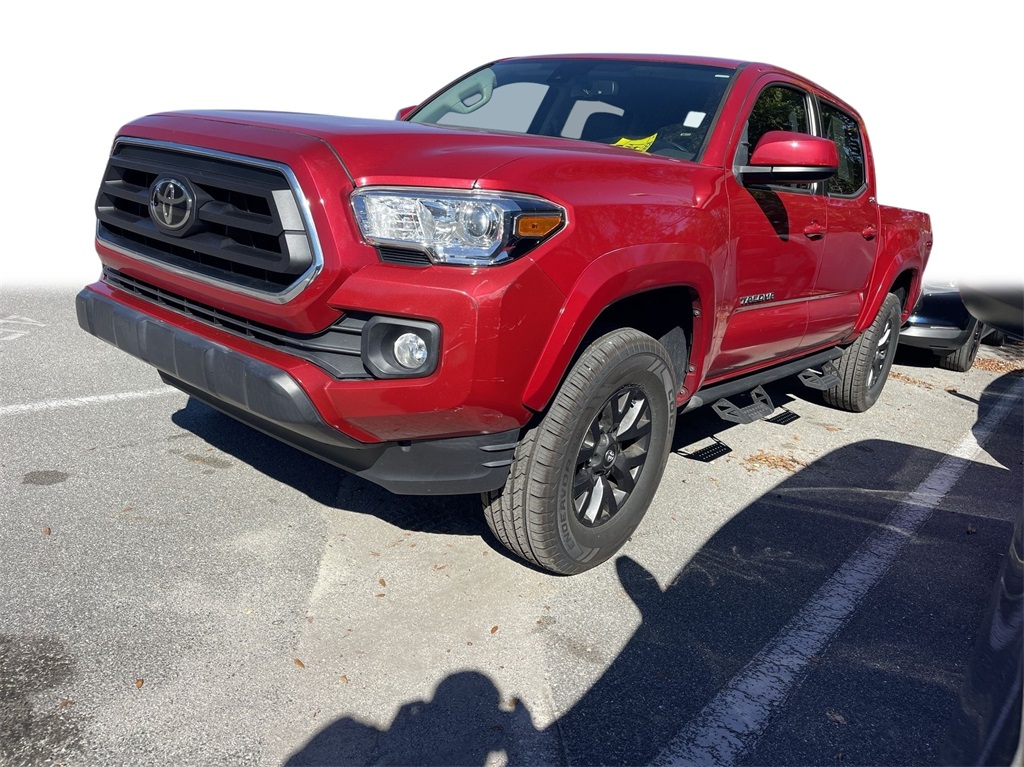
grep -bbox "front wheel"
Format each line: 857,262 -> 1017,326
482,329 -> 678,575
823,292 -> 902,413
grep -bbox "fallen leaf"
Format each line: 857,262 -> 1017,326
974,357 -> 1024,374
306,615 -> 314,623
58,699 -> 75,709
507,697 -> 518,710
740,450 -> 807,473
945,387 -> 958,394
375,593 -> 386,598
340,674 -> 349,684
434,564 -> 448,571
379,578 -> 387,587
824,425 -> 840,432
134,679 -> 144,689
966,525 -> 977,535
826,709 -> 847,725
294,658 -> 305,669
43,527 -> 51,536
889,370 -> 935,388
490,625 -> 499,634
370,551 -> 380,557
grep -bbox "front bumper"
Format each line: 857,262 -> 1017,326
76,287 -> 517,494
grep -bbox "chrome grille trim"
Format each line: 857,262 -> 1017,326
95,138 -> 325,304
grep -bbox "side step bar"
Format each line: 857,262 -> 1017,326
712,385 -> 774,424
683,346 -> 844,414
798,360 -> 841,390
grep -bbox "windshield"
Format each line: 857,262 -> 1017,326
408,58 -> 735,161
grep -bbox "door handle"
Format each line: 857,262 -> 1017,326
804,221 -> 826,240
861,225 -> 878,240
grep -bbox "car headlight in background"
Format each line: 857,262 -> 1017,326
351,188 -> 564,266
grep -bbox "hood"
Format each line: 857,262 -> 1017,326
146,109 -> 674,187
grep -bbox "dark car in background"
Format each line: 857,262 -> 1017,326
900,281 -> 1005,371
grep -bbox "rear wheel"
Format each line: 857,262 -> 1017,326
482,329 -> 678,575
938,321 -> 983,372
824,292 -> 902,412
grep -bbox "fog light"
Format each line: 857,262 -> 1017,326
362,316 -> 440,379
394,332 -> 428,369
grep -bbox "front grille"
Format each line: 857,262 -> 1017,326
104,269 -> 370,379
96,139 -> 321,302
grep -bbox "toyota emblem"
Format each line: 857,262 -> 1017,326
149,177 -> 194,233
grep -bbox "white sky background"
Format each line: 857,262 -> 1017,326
1,2 -> 1015,290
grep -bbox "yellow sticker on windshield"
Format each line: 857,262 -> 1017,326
613,133 -> 658,153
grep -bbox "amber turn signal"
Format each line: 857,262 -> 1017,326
516,215 -> 561,238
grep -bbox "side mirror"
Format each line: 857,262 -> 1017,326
395,105 -> 417,121
738,130 -> 838,185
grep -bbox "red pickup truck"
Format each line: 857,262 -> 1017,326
77,54 -> 931,574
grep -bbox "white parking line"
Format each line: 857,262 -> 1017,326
0,388 -> 179,416
652,378 -> 1023,766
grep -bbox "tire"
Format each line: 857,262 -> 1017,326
823,292 -> 902,412
983,328 -> 1005,347
482,328 -> 678,575
938,321 -> 983,372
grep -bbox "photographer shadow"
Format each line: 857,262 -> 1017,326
283,372 -> 1021,766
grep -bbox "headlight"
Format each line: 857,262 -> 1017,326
351,188 -> 564,266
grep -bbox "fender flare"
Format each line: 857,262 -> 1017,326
522,243 -> 715,412
854,243 -> 926,335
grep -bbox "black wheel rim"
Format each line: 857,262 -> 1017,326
572,385 -> 652,527
868,317 -> 894,389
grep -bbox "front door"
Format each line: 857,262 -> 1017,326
711,81 -> 827,379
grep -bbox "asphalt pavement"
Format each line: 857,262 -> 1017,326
2,286 -> 1021,766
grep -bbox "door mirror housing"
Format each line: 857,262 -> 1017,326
739,130 -> 838,185
395,105 -> 417,121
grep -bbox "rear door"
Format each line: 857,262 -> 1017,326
803,99 -> 878,347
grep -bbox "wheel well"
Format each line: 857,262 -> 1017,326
578,287 -> 695,385
891,271 -> 914,310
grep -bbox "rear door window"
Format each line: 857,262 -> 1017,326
820,102 -> 867,196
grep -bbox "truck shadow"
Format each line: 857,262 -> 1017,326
282,372 -> 1021,766
168,375 -> 815,543
169,399 -> 485,537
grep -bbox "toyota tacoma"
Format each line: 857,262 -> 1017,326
77,54 -> 932,574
